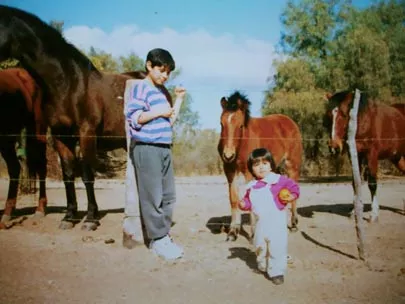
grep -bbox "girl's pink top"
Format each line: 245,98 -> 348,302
240,173 -> 300,211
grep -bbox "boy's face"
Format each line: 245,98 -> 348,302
146,61 -> 171,86
252,158 -> 272,179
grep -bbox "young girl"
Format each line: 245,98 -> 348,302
239,148 -> 300,285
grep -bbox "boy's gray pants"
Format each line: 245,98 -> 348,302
130,141 -> 176,240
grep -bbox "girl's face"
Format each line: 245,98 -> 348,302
252,158 -> 272,179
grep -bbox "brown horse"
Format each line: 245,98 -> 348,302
218,91 -> 303,240
0,68 -> 48,227
324,90 -> 405,222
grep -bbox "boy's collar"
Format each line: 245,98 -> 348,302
144,77 -> 156,88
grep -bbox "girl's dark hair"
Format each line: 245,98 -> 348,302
247,148 -> 276,176
145,48 -> 175,71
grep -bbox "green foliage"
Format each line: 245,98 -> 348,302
265,0 -> 405,177
0,58 -> 19,70
87,46 -> 119,72
119,52 -> 145,72
172,129 -> 222,176
49,20 -> 64,34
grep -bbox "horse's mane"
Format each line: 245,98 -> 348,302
328,90 -> 369,114
226,91 -> 251,124
0,5 -> 100,76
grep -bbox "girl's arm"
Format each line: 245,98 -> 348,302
239,188 -> 252,211
279,176 -> 300,201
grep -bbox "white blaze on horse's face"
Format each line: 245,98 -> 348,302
331,107 -> 338,142
330,106 -> 348,153
220,110 -> 244,163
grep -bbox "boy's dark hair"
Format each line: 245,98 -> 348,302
247,148 -> 276,176
145,48 -> 175,72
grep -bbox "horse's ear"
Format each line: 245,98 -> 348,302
220,97 -> 227,109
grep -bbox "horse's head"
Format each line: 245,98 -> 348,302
324,91 -> 354,154
218,91 -> 251,163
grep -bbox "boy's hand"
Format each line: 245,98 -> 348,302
175,86 -> 186,99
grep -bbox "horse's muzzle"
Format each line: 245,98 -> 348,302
222,152 -> 236,163
328,139 -> 343,155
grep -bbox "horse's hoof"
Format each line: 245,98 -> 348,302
122,232 -> 143,249
369,215 -> 379,223
290,226 -> 299,233
81,221 -> 99,231
33,211 -> 45,219
1,214 -> 11,223
226,234 -> 237,241
226,231 -> 238,241
59,221 -> 74,230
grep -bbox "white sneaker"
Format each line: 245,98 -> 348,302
150,235 -> 184,261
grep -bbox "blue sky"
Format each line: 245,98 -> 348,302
5,0 -> 373,130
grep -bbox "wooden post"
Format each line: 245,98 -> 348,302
346,88 -> 366,261
123,79 -> 144,243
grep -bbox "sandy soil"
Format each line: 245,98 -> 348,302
0,176 -> 404,304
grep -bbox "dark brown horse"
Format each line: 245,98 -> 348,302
0,6 -> 175,231
324,90 -> 405,222
218,91 -> 303,240
0,68 -> 48,227
0,5 -> 149,230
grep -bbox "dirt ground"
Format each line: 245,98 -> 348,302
0,175 -> 404,304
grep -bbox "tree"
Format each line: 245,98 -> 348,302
280,0 -> 350,61
87,46 -> 119,72
119,52 -> 144,72
49,20 -> 64,34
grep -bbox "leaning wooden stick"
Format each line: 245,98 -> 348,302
123,79 -> 144,245
347,88 -> 366,261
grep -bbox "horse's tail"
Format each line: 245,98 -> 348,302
275,155 -> 287,175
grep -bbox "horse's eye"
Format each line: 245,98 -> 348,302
240,125 -> 243,129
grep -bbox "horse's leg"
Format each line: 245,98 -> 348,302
79,122 -> 100,231
54,137 -> 80,229
80,161 -> 99,231
0,142 -> 20,224
366,152 -> 379,223
227,181 -> 240,241
392,155 -> 405,173
34,140 -> 47,217
284,159 -> 299,232
224,166 -> 243,241
25,124 -> 48,218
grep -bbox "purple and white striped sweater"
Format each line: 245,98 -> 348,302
125,79 -> 172,144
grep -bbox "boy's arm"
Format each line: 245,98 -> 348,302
170,86 -> 186,126
170,97 -> 184,126
125,81 -> 149,130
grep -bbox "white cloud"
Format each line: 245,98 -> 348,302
64,25 -> 279,129
64,25 -> 278,88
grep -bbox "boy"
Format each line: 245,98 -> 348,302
124,48 -> 185,260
